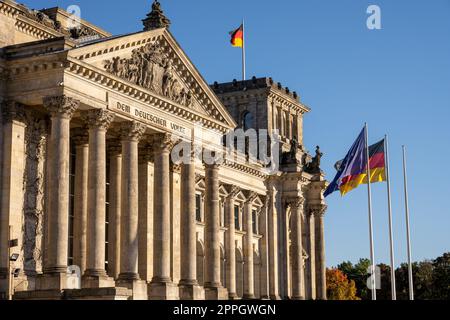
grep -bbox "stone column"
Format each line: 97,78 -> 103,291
243,193 -> 257,299
117,121 -> 147,300
266,178 -> 280,299
259,198 -> 270,300
0,101 -> 26,296
290,198 -> 305,300
149,133 -> 178,300
305,209 -> 316,300
72,128 -> 89,275
179,149 -> 203,300
39,95 -> 78,290
138,146 -> 154,283
204,163 -> 227,300
225,186 -> 239,299
314,205 -> 327,300
107,140 -> 122,279
83,109 -> 115,287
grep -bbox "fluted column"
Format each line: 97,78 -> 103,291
179,152 -> 197,286
315,205 -> 327,300
243,193 -> 257,299
149,133 -> 179,300
41,95 -> 78,288
72,128 -> 89,275
82,109 -> 115,287
107,140 -> 122,279
266,178 -> 280,299
225,187 -> 240,299
204,163 -> 221,289
118,121 -> 146,281
290,197 -> 305,300
150,133 -> 173,284
305,209 -> 316,299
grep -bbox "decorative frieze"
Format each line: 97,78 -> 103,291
104,42 -> 194,108
22,113 -> 48,275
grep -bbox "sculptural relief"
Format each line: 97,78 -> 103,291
104,42 -> 193,107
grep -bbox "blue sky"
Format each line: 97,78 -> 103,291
23,0 -> 450,267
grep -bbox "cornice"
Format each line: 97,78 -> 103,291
66,57 -> 231,133
70,29 -> 237,129
268,89 -> 310,115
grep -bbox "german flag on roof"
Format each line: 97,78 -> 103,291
230,24 -> 244,48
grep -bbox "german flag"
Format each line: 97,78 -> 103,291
339,139 -> 386,195
325,127 -> 387,197
230,24 -> 244,48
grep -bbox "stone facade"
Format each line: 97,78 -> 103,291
0,0 -> 327,300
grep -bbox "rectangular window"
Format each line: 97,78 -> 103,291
252,210 -> 258,234
234,205 -> 240,230
196,194 -> 202,222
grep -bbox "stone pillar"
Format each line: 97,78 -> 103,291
259,198 -> 270,300
179,150 -> 204,300
107,140 -> 122,279
72,128 -> 89,275
204,163 -> 228,300
149,133 -> 178,300
117,121 -> 147,300
38,95 -> 78,290
243,193 -> 257,299
266,178 -> 280,299
138,146 -> 154,283
82,109 -> 115,288
0,101 -> 26,296
290,198 -> 305,300
305,209 -> 316,300
315,205 -> 327,300
225,186 -> 239,299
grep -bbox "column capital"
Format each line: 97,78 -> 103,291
286,196 -> 305,209
150,132 -> 175,153
246,191 -> 259,205
120,121 -> 146,142
308,204 -> 327,217
72,127 -> 89,146
83,109 -> 115,131
138,145 -> 154,163
43,95 -> 79,119
1,100 -> 26,124
226,185 -> 240,200
107,139 -> 122,156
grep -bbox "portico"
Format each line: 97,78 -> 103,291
0,0 -> 328,301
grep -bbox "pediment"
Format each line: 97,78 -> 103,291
68,29 -> 236,129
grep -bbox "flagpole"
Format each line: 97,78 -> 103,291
242,19 -> 246,82
384,135 -> 396,300
365,123 -> 377,300
402,145 -> 414,300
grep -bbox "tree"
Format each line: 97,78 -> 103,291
432,253 -> 450,300
326,268 -> 360,300
338,258 -> 371,300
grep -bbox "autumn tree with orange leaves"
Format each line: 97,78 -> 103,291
326,268 -> 360,300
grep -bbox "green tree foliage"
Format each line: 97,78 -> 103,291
337,252 -> 450,300
337,258 -> 371,300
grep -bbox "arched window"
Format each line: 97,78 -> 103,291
242,111 -> 254,131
